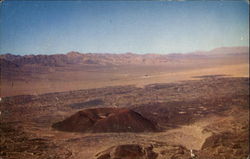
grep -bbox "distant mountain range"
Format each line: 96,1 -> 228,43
0,46 -> 248,68
190,46 -> 249,55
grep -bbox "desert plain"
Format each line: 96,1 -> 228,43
0,46 -> 249,159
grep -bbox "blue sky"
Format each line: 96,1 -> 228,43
0,1 -> 249,55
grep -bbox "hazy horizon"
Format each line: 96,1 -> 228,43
0,1 -> 249,55
1,46 -> 249,56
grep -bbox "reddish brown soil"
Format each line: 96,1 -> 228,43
52,107 -> 159,133
198,128 -> 249,159
0,77 -> 249,159
0,123 -> 72,159
95,144 -> 158,159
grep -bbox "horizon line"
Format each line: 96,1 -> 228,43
1,45 -> 249,56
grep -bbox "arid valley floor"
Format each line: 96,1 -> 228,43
0,47 -> 249,159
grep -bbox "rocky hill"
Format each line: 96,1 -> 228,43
52,107 -> 159,133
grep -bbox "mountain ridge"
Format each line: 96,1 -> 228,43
0,46 -> 248,67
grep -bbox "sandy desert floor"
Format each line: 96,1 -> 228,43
0,56 -> 248,97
